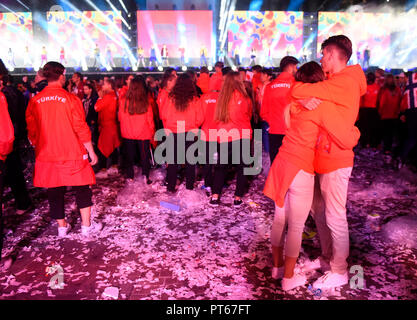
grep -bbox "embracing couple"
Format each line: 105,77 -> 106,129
264,35 -> 367,291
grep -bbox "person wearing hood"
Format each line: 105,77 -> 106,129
291,35 -> 367,290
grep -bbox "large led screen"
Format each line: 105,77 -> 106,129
47,10 -> 126,66
137,11 -> 213,59
317,12 -> 391,65
0,12 -> 33,67
227,11 -> 303,63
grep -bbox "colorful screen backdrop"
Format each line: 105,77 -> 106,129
318,12 -> 391,65
0,12 -> 33,66
137,11 -> 213,58
47,11 -> 125,63
227,11 -> 303,60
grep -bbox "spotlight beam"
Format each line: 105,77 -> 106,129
16,0 -> 30,11
118,0 -> 128,14
105,0 -> 130,29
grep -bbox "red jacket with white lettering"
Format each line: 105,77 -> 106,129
95,91 -> 121,157
0,92 -> 14,161
118,95 -> 155,140
160,96 -> 204,134
26,84 -> 95,188
261,72 -> 294,135
216,90 -> 252,143
200,91 -> 220,142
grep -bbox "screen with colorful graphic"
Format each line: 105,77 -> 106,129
227,11 -> 303,61
0,12 -> 33,67
47,11 -> 125,65
317,12 -> 391,65
137,11 -> 213,59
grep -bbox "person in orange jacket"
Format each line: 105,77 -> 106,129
95,78 -> 121,175
197,67 -> 210,94
25,62 -> 101,237
261,56 -> 299,163
160,73 -> 204,192
376,74 -> 402,153
118,76 -> 155,183
264,61 -> 360,291
209,61 -> 224,92
359,72 -> 380,148
0,90 -> 14,259
290,35 -> 367,290
209,71 -> 253,206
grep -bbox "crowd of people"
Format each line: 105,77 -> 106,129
0,34 -> 416,293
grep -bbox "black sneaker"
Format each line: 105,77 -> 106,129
233,199 -> 243,206
209,197 -> 220,206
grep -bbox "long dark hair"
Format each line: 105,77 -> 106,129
160,68 -> 176,89
169,73 -> 197,111
294,61 -> 326,84
124,75 -> 149,115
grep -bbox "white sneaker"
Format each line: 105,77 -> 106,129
312,271 -> 348,289
58,223 -> 71,238
81,221 -> 103,236
95,170 -> 108,179
302,257 -> 331,273
281,273 -> 307,291
271,266 -> 284,280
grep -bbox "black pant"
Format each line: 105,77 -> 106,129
212,139 -> 248,198
166,133 -> 197,192
5,148 -> 31,210
97,148 -> 119,170
123,139 -> 151,179
203,141 -> 218,188
0,160 -> 5,261
380,119 -> 397,152
268,133 -> 284,164
47,185 -> 93,220
359,108 -> 380,148
400,109 -> 417,161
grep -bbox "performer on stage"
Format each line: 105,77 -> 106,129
249,48 -> 256,66
121,48 -> 130,69
179,46 -> 186,66
7,48 -> 15,69
59,47 -> 67,65
363,46 -> 370,69
264,43 -> 273,67
149,45 -> 158,68
218,48 -> 225,63
92,43 -> 102,69
200,45 -> 208,67
136,46 -> 145,68
161,44 -> 169,67
234,47 -> 240,66
105,46 -> 116,69
23,45 -> 32,67
40,46 -> 48,67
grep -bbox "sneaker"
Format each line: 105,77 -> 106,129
302,257 -> 331,273
81,221 -> 103,236
209,197 -> 220,206
281,273 -> 307,291
58,223 -> 71,238
271,266 -> 284,280
107,167 -> 119,175
95,170 -> 108,179
233,199 -> 243,206
312,271 -> 348,289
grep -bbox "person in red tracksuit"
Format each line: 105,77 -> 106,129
0,91 -> 14,257
95,78 -> 121,174
118,76 -> 155,183
261,56 -> 299,163
359,72 -> 380,148
160,73 -> 204,192
210,71 -> 253,207
377,74 -> 402,153
209,61 -> 224,92
25,62 -> 101,237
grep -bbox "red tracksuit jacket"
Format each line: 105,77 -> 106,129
0,92 -> 14,161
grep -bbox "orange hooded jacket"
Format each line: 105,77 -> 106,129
0,92 -> 14,161
291,64 -> 367,173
